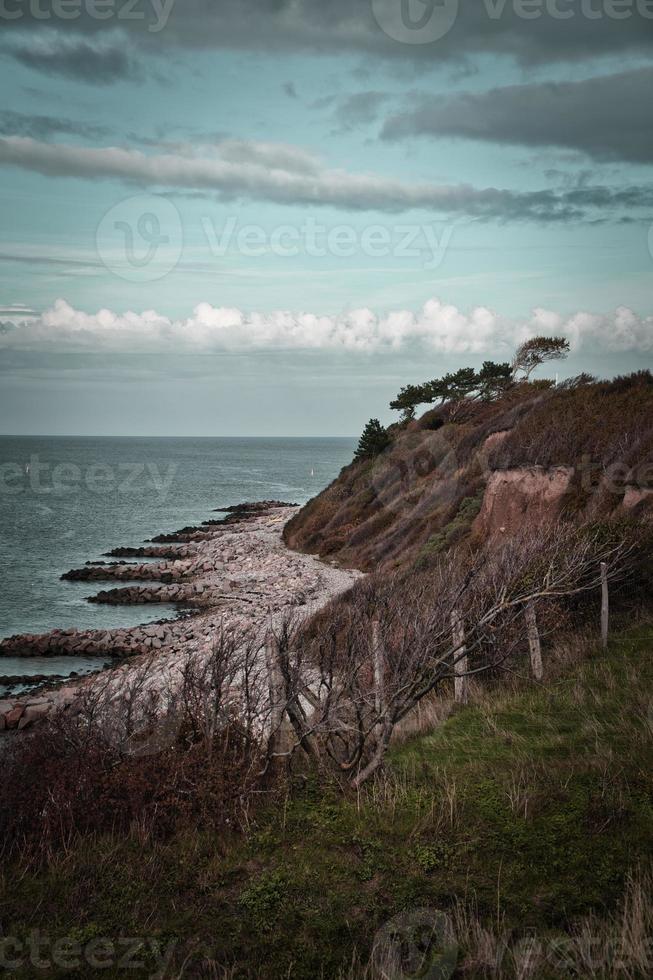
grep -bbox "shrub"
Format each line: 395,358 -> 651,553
0,636 -> 271,864
490,372 -> 653,473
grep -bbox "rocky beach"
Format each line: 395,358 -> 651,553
0,502 -> 361,733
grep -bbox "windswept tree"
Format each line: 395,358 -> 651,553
388,337 -> 569,423
511,336 -> 569,380
355,419 -> 390,460
389,384 -> 429,423
390,361 -> 513,421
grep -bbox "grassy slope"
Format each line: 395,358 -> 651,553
3,623 -> 652,977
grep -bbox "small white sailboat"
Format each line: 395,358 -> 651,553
310,467 -> 315,477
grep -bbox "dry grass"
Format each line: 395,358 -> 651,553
392,690 -> 454,743
336,869 -> 653,979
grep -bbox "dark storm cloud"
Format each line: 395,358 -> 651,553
9,37 -> 140,85
333,91 -> 389,129
381,68 -> 653,164
0,109 -> 109,140
2,0 -> 653,65
0,133 -> 652,221
0,250 -> 103,269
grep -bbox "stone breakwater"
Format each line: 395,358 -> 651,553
0,502 -> 360,732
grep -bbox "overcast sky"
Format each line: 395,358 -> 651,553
1,0 -> 652,435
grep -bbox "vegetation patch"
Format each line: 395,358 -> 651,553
2,624 -> 652,977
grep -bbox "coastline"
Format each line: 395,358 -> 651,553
0,502 -> 362,732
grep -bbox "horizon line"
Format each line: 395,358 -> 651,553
0,433 -> 358,440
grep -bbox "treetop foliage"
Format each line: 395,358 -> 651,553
390,360 -> 513,421
390,336 -> 569,421
511,336 -> 570,380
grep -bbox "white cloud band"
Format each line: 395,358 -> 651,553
2,297 -> 651,355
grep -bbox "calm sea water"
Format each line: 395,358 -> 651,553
0,436 -> 355,652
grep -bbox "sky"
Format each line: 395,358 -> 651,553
0,0 -> 652,435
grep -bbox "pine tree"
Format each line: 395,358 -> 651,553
355,419 -> 390,460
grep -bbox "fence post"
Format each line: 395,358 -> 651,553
451,610 -> 468,705
371,619 -> 385,722
525,603 -> 543,681
601,562 -> 609,650
264,632 -> 285,757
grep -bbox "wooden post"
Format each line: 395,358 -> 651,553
451,610 -> 468,705
371,619 -> 385,739
264,632 -> 285,756
371,620 -> 384,716
525,603 -> 543,681
600,562 -> 609,650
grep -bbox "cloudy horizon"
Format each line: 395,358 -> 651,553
1,0 -> 652,434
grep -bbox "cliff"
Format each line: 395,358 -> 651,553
284,371 -> 653,570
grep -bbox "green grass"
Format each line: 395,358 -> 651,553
2,625 -> 652,977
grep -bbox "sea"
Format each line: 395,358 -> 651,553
0,436 -> 355,693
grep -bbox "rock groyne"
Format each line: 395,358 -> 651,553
0,503 -> 360,731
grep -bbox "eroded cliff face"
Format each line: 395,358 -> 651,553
473,466 -> 574,539
285,374 -> 653,571
283,420 -> 484,571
